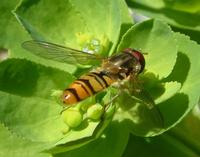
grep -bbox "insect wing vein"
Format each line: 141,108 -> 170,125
22,40 -> 103,65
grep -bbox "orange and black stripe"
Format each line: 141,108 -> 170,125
62,71 -> 116,105
89,72 -> 109,87
77,78 -> 96,94
66,88 -> 81,101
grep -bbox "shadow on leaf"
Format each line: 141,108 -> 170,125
0,59 -> 38,96
159,93 -> 189,127
163,52 -> 190,85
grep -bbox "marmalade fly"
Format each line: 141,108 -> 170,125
22,40 -> 164,128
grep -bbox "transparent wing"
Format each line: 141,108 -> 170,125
128,73 -> 164,129
22,40 -> 104,65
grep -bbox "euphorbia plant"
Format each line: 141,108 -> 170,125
0,0 -> 200,157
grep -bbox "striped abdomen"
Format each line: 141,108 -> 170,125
62,71 -> 116,105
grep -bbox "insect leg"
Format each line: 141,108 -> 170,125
127,73 -> 164,128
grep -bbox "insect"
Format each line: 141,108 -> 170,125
22,40 -> 164,128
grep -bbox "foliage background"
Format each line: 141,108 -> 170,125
0,0 -> 200,157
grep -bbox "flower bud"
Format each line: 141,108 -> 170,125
61,126 -> 70,135
87,104 -> 104,120
61,108 -> 83,128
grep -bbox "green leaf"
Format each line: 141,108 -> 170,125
123,133 -> 200,157
167,107 -> 200,155
0,0 -> 29,61
0,0 -> 76,73
47,90 -> 116,153
155,81 -> 181,104
0,58 -> 117,154
0,59 -> 93,144
0,123 -> 51,157
126,0 -> 200,43
0,59 -> 75,142
115,19 -> 178,136
68,0 -> 133,55
123,106 -> 200,157
0,0 -> 24,49
0,90 -> 64,142
128,0 -> 200,12
14,0 -> 132,59
53,122 -> 129,157
160,33 -> 200,127
118,19 -> 177,79
1,0 -> 200,156
0,59 -> 74,99
1,0 -> 133,155
116,19 -> 200,137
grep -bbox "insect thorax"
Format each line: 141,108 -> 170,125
102,52 -> 141,80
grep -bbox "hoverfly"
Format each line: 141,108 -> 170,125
22,40 -> 164,128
